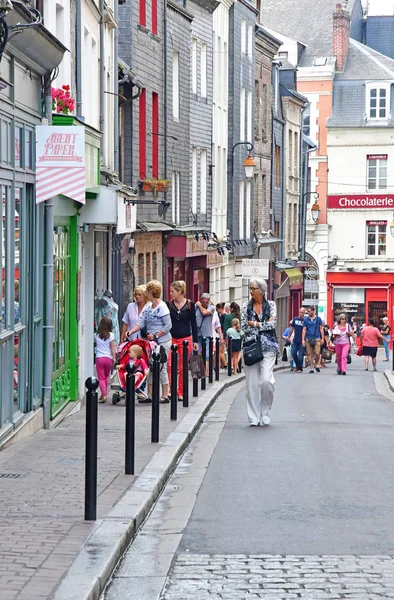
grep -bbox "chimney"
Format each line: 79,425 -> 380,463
333,3 -> 350,72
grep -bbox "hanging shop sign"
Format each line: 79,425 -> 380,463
241,259 -> 269,279
328,194 -> 394,209
36,126 -> 86,204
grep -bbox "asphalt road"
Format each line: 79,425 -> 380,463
179,360 -> 394,556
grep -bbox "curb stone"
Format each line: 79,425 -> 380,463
384,369 -> 394,393
53,366 -> 286,600
53,373 -> 244,600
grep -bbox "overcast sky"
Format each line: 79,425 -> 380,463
366,0 -> 394,15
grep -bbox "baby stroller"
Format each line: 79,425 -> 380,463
111,338 -> 153,405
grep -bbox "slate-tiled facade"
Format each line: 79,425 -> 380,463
366,16 -> 394,60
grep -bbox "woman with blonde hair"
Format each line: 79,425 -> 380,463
226,318 -> 243,374
120,285 -> 148,342
126,280 -> 172,403
167,281 -> 198,401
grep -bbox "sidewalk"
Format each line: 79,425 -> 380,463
0,370 -> 249,600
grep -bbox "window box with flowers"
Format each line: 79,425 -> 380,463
140,178 -> 171,193
155,179 -> 170,192
52,85 -> 75,115
141,178 -> 157,192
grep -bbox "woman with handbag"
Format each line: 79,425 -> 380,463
167,280 -> 199,402
241,278 -> 279,427
332,314 -> 354,375
361,319 -> 386,371
380,317 -> 391,362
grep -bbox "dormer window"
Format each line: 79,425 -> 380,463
366,82 -> 391,121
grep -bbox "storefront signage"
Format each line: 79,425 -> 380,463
36,126 -> 86,204
367,154 -> 388,160
327,194 -> 394,209
304,280 -> 319,292
186,237 -> 208,257
366,220 -> 387,226
241,259 -> 269,279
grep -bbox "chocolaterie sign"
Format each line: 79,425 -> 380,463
328,194 -> 394,209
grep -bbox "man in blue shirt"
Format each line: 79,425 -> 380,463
302,305 -> 324,373
287,306 -> 306,372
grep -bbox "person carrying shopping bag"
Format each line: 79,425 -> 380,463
241,278 -> 279,427
332,314 -> 354,375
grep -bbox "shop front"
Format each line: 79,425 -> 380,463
165,235 -> 210,301
326,271 -> 394,330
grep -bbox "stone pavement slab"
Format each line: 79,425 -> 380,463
0,370 -> 246,600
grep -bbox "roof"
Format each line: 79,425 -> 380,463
137,221 -> 174,232
259,0 -> 361,67
336,39 -> 394,80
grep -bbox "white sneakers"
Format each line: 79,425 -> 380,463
261,415 -> 271,426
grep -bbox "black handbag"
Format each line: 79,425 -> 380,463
243,334 -> 264,366
347,352 -> 352,365
282,346 -> 288,362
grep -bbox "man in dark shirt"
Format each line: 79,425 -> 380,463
288,306 -> 306,373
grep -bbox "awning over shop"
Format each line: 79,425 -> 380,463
274,277 -> 290,299
284,267 -> 303,287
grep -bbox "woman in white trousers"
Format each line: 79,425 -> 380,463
241,278 -> 279,427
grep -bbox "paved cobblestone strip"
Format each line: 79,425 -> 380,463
161,554 -> 394,599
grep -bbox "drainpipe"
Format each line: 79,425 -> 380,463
163,0 -> 168,181
299,101 -> 308,261
42,78 -> 54,429
76,0 -> 83,116
99,0 -> 105,163
114,0 -> 119,173
280,122 -> 285,261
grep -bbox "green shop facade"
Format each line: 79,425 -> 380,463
0,41 -> 104,445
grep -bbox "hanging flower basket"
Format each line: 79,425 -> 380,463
51,85 -> 75,114
141,178 -> 157,192
155,179 -> 170,193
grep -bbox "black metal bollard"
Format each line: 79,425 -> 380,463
85,377 -> 99,521
208,336 -> 214,383
215,338 -> 220,381
125,363 -> 136,475
151,353 -> 160,443
227,338 -> 233,377
170,344 -> 178,421
201,337 -> 207,391
182,340 -> 189,408
192,349 -> 199,397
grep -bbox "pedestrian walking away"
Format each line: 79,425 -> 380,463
302,305 -> 324,373
216,303 -> 228,369
282,321 -> 295,371
196,293 -> 223,369
288,307 -> 306,372
380,316 -> 391,362
126,280 -> 172,403
167,280 -> 199,402
332,314 -> 354,375
226,318 -> 244,374
241,277 -> 279,427
94,317 -> 116,402
360,319 -> 385,372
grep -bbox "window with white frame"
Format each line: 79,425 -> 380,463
366,220 -> 386,256
247,24 -> 253,58
192,147 -> 198,213
246,89 -> 252,143
172,51 -> 179,120
245,181 -> 251,239
241,19 -> 246,54
171,171 -> 180,224
192,38 -> 197,95
366,82 -> 390,120
367,155 -> 387,190
200,43 -> 207,98
240,87 -> 245,141
200,148 -> 207,213
239,181 -> 245,239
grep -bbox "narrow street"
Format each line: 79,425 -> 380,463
103,359 -> 394,599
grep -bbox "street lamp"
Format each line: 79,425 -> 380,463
303,192 -> 320,223
230,142 -> 256,178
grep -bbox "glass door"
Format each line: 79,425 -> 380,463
51,218 -> 78,418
